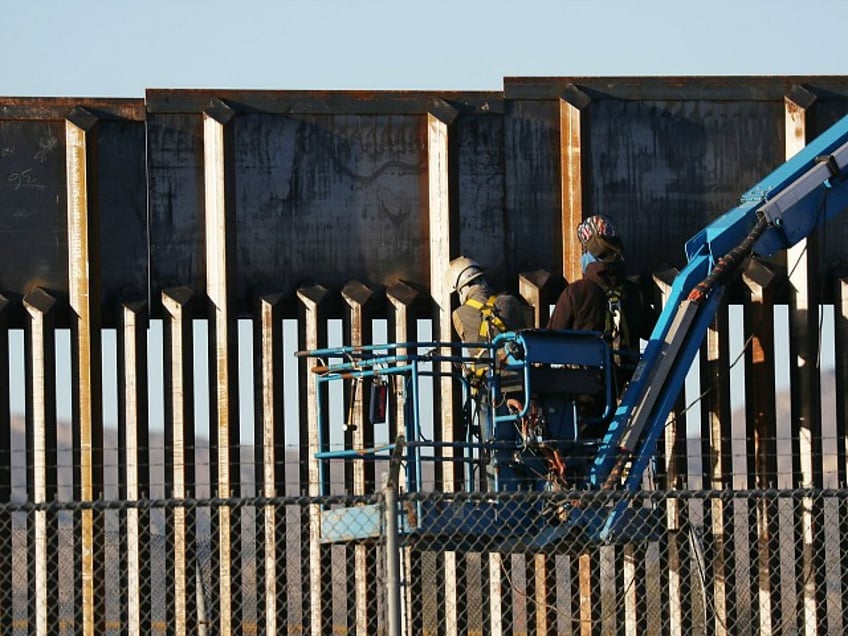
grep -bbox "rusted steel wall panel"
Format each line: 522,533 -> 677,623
147,112 -> 205,303
506,77 -> 848,279
231,112 -> 427,302
504,98 -> 564,279
0,118 -> 68,301
0,100 -> 145,327
0,77 -> 848,316
148,108 -> 431,310
97,119 -> 148,322
145,91 -> 500,317
454,109 -> 509,286
589,99 -> 784,276
2,83 -> 848,321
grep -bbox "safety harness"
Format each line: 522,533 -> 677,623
595,279 -> 637,370
464,295 -> 508,340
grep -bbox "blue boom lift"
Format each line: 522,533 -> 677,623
297,113 -> 848,549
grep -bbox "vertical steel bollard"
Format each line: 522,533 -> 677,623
385,437 -> 405,636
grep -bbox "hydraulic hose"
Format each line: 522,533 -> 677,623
687,215 -> 770,303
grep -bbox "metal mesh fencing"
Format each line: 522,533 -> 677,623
1,489 -> 847,634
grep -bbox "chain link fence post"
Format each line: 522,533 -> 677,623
384,437 -> 405,636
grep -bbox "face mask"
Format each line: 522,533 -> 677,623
581,250 -> 598,273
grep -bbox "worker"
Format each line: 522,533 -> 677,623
445,256 -> 532,353
547,215 -> 656,427
445,256 -> 534,490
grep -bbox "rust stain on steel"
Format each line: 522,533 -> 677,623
577,553 -> 593,636
67,111 -> 103,499
560,94 -> 587,284
67,110 -> 107,636
258,295 -> 284,635
0,97 -> 144,120
145,88 -> 499,116
162,288 -> 194,499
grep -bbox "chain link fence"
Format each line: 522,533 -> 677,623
1,487 -> 847,634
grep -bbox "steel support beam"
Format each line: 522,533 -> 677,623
24,288 -> 58,636
255,294 -> 286,634
560,85 -> 592,284
297,282 -> 331,635
387,280 -> 423,443
66,107 -> 105,636
298,283 -> 331,493
342,280 -> 378,636
742,259 -> 781,635
649,268 -> 688,636
386,280 -> 422,636
785,86 -> 825,635
0,295 -> 10,636
518,268 -> 565,328
838,276 -> 848,484
427,106 -> 462,635
203,99 -> 241,635
118,301 -> 151,635
837,276 -> 848,632
162,287 -> 196,635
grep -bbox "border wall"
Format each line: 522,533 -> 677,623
1,77 -> 847,634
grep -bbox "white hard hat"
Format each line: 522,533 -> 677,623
445,256 -> 484,293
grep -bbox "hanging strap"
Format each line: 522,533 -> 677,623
605,286 -> 623,353
593,280 -> 625,366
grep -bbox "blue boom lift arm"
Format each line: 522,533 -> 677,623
587,113 -> 848,539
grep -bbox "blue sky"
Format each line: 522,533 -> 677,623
4,0 -> 848,97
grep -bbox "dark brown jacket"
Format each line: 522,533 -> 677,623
547,260 -> 655,418
547,260 -> 655,354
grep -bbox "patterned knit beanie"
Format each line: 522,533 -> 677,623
577,215 -> 624,263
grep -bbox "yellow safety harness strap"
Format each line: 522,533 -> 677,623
464,296 -> 508,338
